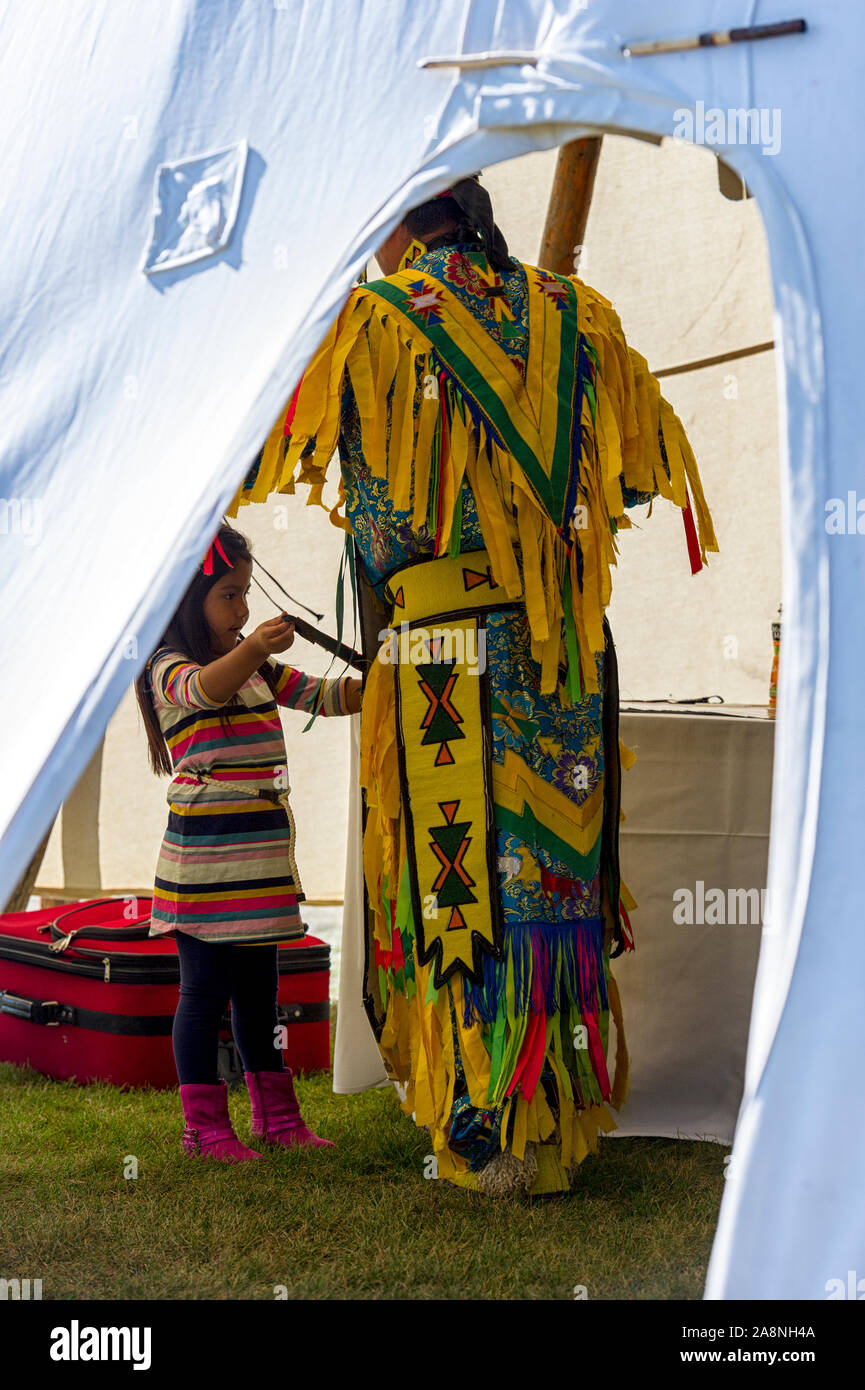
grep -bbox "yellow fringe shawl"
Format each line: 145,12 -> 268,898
228,272 -> 717,696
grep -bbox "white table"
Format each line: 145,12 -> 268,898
611,703 -> 773,1143
334,705 -> 775,1147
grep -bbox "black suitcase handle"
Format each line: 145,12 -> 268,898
37,899 -> 153,953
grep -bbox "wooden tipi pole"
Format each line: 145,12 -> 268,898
538,137 -> 603,276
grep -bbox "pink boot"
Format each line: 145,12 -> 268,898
245,1069 -> 335,1150
180,1081 -> 261,1162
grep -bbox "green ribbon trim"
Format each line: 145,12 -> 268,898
547,273 -> 581,519
489,947 -> 527,1107
562,565 -> 581,703
363,277 -> 556,517
448,475 -> 464,558
494,805 -> 602,882
396,859 -> 416,987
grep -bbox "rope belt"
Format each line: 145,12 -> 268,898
170,770 -> 304,901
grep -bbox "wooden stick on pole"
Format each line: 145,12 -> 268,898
538,137 -> 604,277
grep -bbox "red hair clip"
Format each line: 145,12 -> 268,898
202,536 -> 233,575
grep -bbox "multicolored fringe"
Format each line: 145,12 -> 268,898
462,917 -> 608,1028
367,863 -> 627,1188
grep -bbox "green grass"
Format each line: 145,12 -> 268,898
0,1044 -> 727,1300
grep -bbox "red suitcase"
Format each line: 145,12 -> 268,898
0,897 -> 331,1088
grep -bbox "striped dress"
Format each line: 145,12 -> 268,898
147,647 -> 350,943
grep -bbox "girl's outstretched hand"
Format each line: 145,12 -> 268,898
249,614 -> 295,659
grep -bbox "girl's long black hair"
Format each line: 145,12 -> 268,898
135,523 -> 281,775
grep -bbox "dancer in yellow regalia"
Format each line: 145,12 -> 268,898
230,173 -> 717,1194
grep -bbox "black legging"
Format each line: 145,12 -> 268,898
173,933 -> 284,1085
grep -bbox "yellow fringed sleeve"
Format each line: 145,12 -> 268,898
574,275 -> 718,560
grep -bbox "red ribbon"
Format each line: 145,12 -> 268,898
682,489 -> 703,575
506,1007 -> 545,1101
202,535 -> 234,576
283,378 -> 303,437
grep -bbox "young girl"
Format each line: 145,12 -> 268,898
135,523 -> 361,1163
